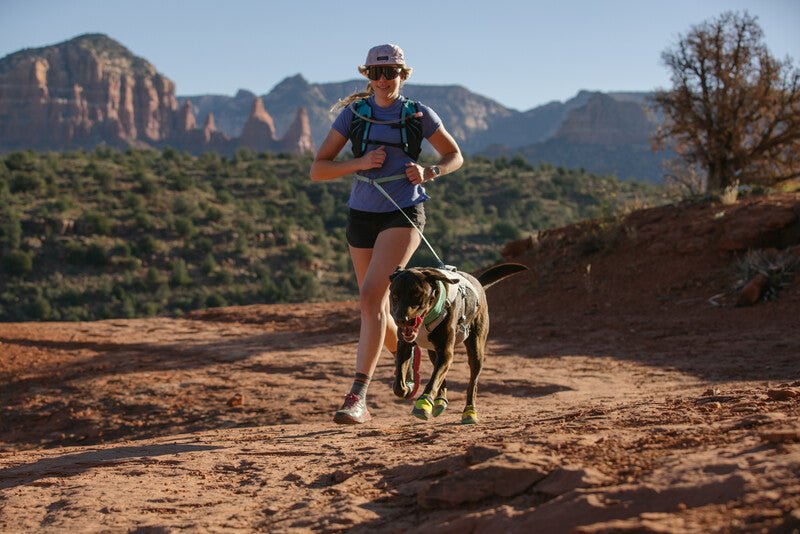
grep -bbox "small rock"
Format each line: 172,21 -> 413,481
760,429 -> 800,443
736,273 -> 769,307
535,465 -> 612,497
767,388 -> 799,401
227,393 -> 244,407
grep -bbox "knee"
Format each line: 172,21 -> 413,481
359,282 -> 387,315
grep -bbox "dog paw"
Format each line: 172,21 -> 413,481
461,405 -> 478,425
432,397 -> 448,417
412,395 -> 433,420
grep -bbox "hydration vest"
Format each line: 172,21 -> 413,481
348,98 -> 423,160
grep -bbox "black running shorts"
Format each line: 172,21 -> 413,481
346,203 -> 426,249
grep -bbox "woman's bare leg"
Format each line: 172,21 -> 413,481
351,227 -> 420,376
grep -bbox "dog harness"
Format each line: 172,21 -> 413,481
416,270 -> 481,350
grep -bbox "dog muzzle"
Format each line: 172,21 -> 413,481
399,315 -> 423,342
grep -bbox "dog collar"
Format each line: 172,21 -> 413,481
423,280 -> 447,329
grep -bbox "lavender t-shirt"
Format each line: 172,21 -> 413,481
332,95 -> 442,212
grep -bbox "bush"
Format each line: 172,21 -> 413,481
85,242 -> 109,266
167,171 -> 193,191
135,235 -> 159,255
491,222 -> 522,242
174,217 -> 196,238
28,296 -> 52,320
206,293 -> 227,308
1,250 -> 33,277
82,212 -> 113,235
170,259 -> 191,286
1,212 -> 22,250
10,174 -> 43,193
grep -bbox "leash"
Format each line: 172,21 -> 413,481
355,174 -> 446,268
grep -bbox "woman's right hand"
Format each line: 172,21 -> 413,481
357,146 -> 385,170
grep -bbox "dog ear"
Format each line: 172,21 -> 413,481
388,266 -> 403,282
422,268 -> 460,285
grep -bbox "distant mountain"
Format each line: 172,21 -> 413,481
480,92 -> 670,181
0,34 -> 313,154
181,80 -> 666,181
0,33 -> 668,181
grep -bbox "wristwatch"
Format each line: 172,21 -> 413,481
429,165 -> 441,178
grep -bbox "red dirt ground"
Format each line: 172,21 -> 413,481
1,192 -> 799,532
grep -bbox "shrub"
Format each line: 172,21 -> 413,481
64,241 -> 87,264
28,296 -> 52,320
10,174 -> 43,193
174,217 -> 196,238
491,222 -> 522,242
200,252 -> 218,274
1,250 -> 33,277
170,259 -> 191,286
1,212 -> 22,250
206,293 -> 227,308
5,151 -> 36,171
82,212 -> 113,235
135,235 -> 159,255
206,206 -> 223,221
85,242 -> 109,266
167,171 -> 193,191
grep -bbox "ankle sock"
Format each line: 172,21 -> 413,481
349,372 -> 371,399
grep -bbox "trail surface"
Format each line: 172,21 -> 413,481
1,193 -> 799,532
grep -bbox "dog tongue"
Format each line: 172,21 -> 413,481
413,316 -> 423,328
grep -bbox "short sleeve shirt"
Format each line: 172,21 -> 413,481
332,95 -> 442,212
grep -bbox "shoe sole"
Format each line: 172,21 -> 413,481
333,412 -> 372,425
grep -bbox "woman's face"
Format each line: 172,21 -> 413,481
367,65 -> 406,101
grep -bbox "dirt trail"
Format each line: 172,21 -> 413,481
1,194 -> 800,532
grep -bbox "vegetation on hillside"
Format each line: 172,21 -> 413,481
0,148 -> 670,321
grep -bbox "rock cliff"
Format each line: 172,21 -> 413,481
0,33 -> 177,149
0,34 -> 313,155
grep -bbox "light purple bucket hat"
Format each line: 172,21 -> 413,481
362,44 -> 406,67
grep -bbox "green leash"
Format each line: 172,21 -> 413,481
355,174 -> 445,267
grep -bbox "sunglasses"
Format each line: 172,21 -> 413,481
366,66 -> 403,81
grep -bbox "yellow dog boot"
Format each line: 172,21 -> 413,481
432,397 -> 448,417
412,394 -> 433,421
461,405 -> 478,425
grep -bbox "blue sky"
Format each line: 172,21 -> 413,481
1,0 -> 798,111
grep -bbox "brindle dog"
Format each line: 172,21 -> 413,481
388,263 -> 527,424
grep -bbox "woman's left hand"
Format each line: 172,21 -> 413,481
404,162 -> 429,185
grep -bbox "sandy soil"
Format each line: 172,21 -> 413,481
1,193 -> 799,533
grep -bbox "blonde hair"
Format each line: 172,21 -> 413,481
330,66 -> 413,112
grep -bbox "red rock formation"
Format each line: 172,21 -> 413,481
1,34 -> 320,156
278,107 -> 314,153
0,34 -> 178,150
239,98 -> 277,151
202,113 -> 216,144
176,101 -> 196,133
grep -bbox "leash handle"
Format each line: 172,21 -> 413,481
368,180 -> 445,267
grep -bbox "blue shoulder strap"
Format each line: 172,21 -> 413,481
353,99 -> 372,156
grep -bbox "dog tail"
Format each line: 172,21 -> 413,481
477,263 -> 528,289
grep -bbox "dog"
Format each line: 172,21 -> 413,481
388,263 -> 528,424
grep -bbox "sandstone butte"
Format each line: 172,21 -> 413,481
0,33 -> 313,154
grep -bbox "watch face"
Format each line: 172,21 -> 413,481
432,166 -> 441,176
